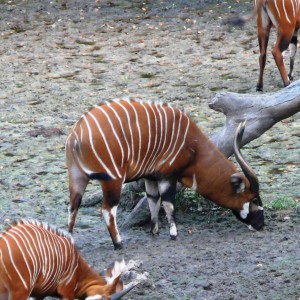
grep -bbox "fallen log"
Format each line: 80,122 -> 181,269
209,80 -> 300,157
121,80 -> 300,228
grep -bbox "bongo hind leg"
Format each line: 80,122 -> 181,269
158,178 -> 178,240
145,179 -> 161,235
101,180 -> 123,250
68,166 -> 89,234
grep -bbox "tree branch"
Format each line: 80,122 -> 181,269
209,80 -> 300,156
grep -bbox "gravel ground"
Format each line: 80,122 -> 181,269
0,1 -> 299,299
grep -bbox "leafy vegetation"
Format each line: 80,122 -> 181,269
269,196 -> 298,210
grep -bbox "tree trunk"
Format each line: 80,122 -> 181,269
209,80 -> 300,156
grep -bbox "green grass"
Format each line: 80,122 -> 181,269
175,190 -> 214,212
269,196 -> 297,210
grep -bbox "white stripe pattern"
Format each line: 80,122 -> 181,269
82,114 -> 117,179
96,106 -> 125,168
282,0 -> 291,23
0,220 -> 78,294
87,111 -> 122,178
69,99 -> 191,182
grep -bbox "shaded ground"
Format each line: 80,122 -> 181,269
0,0 -> 299,299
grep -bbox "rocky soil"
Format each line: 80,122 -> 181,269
0,0 -> 299,299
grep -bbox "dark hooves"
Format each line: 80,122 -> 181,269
256,86 -> 263,92
170,235 -> 177,240
114,242 -> 124,250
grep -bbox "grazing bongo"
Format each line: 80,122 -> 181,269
0,220 -> 135,300
66,99 -> 264,250
255,0 -> 300,90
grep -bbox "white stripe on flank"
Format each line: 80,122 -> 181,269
82,114 -> 117,180
88,111 -> 122,178
20,222 -> 55,290
107,103 -> 131,161
158,106 -> 176,166
72,131 -> 82,156
0,248 -> 13,282
114,100 -> 135,167
169,116 -> 190,165
16,224 -> 40,284
39,229 -> 61,291
65,265 -> 79,286
274,0 -> 281,18
291,0 -> 296,17
96,106 -> 125,167
160,108 -> 183,166
80,124 -> 83,142
146,103 -> 159,172
25,223 -> 51,289
9,228 -> 35,286
72,150 -> 94,177
130,102 -> 152,178
126,100 -> 142,172
148,104 -> 167,172
160,105 -> 169,157
155,103 -> 164,156
148,103 -> 165,171
65,132 -> 71,146
282,0 -> 291,23
2,236 -> 28,289
64,246 -> 78,285
37,227 -> 51,283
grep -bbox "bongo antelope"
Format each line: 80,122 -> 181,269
225,0 -> 300,91
255,0 -> 300,90
66,99 -> 264,250
0,220 -> 135,300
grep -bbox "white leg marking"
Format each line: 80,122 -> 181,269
289,43 -> 297,58
170,223 -> 177,237
102,209 -> 110,226
111,205 -> 121,243
159,180 -> 170,194
111,205 -> 118,219
266,7 -> 278,28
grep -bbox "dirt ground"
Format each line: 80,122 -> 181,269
0,0 -> 300,299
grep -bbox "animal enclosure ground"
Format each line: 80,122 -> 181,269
0,0 -> 299,299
